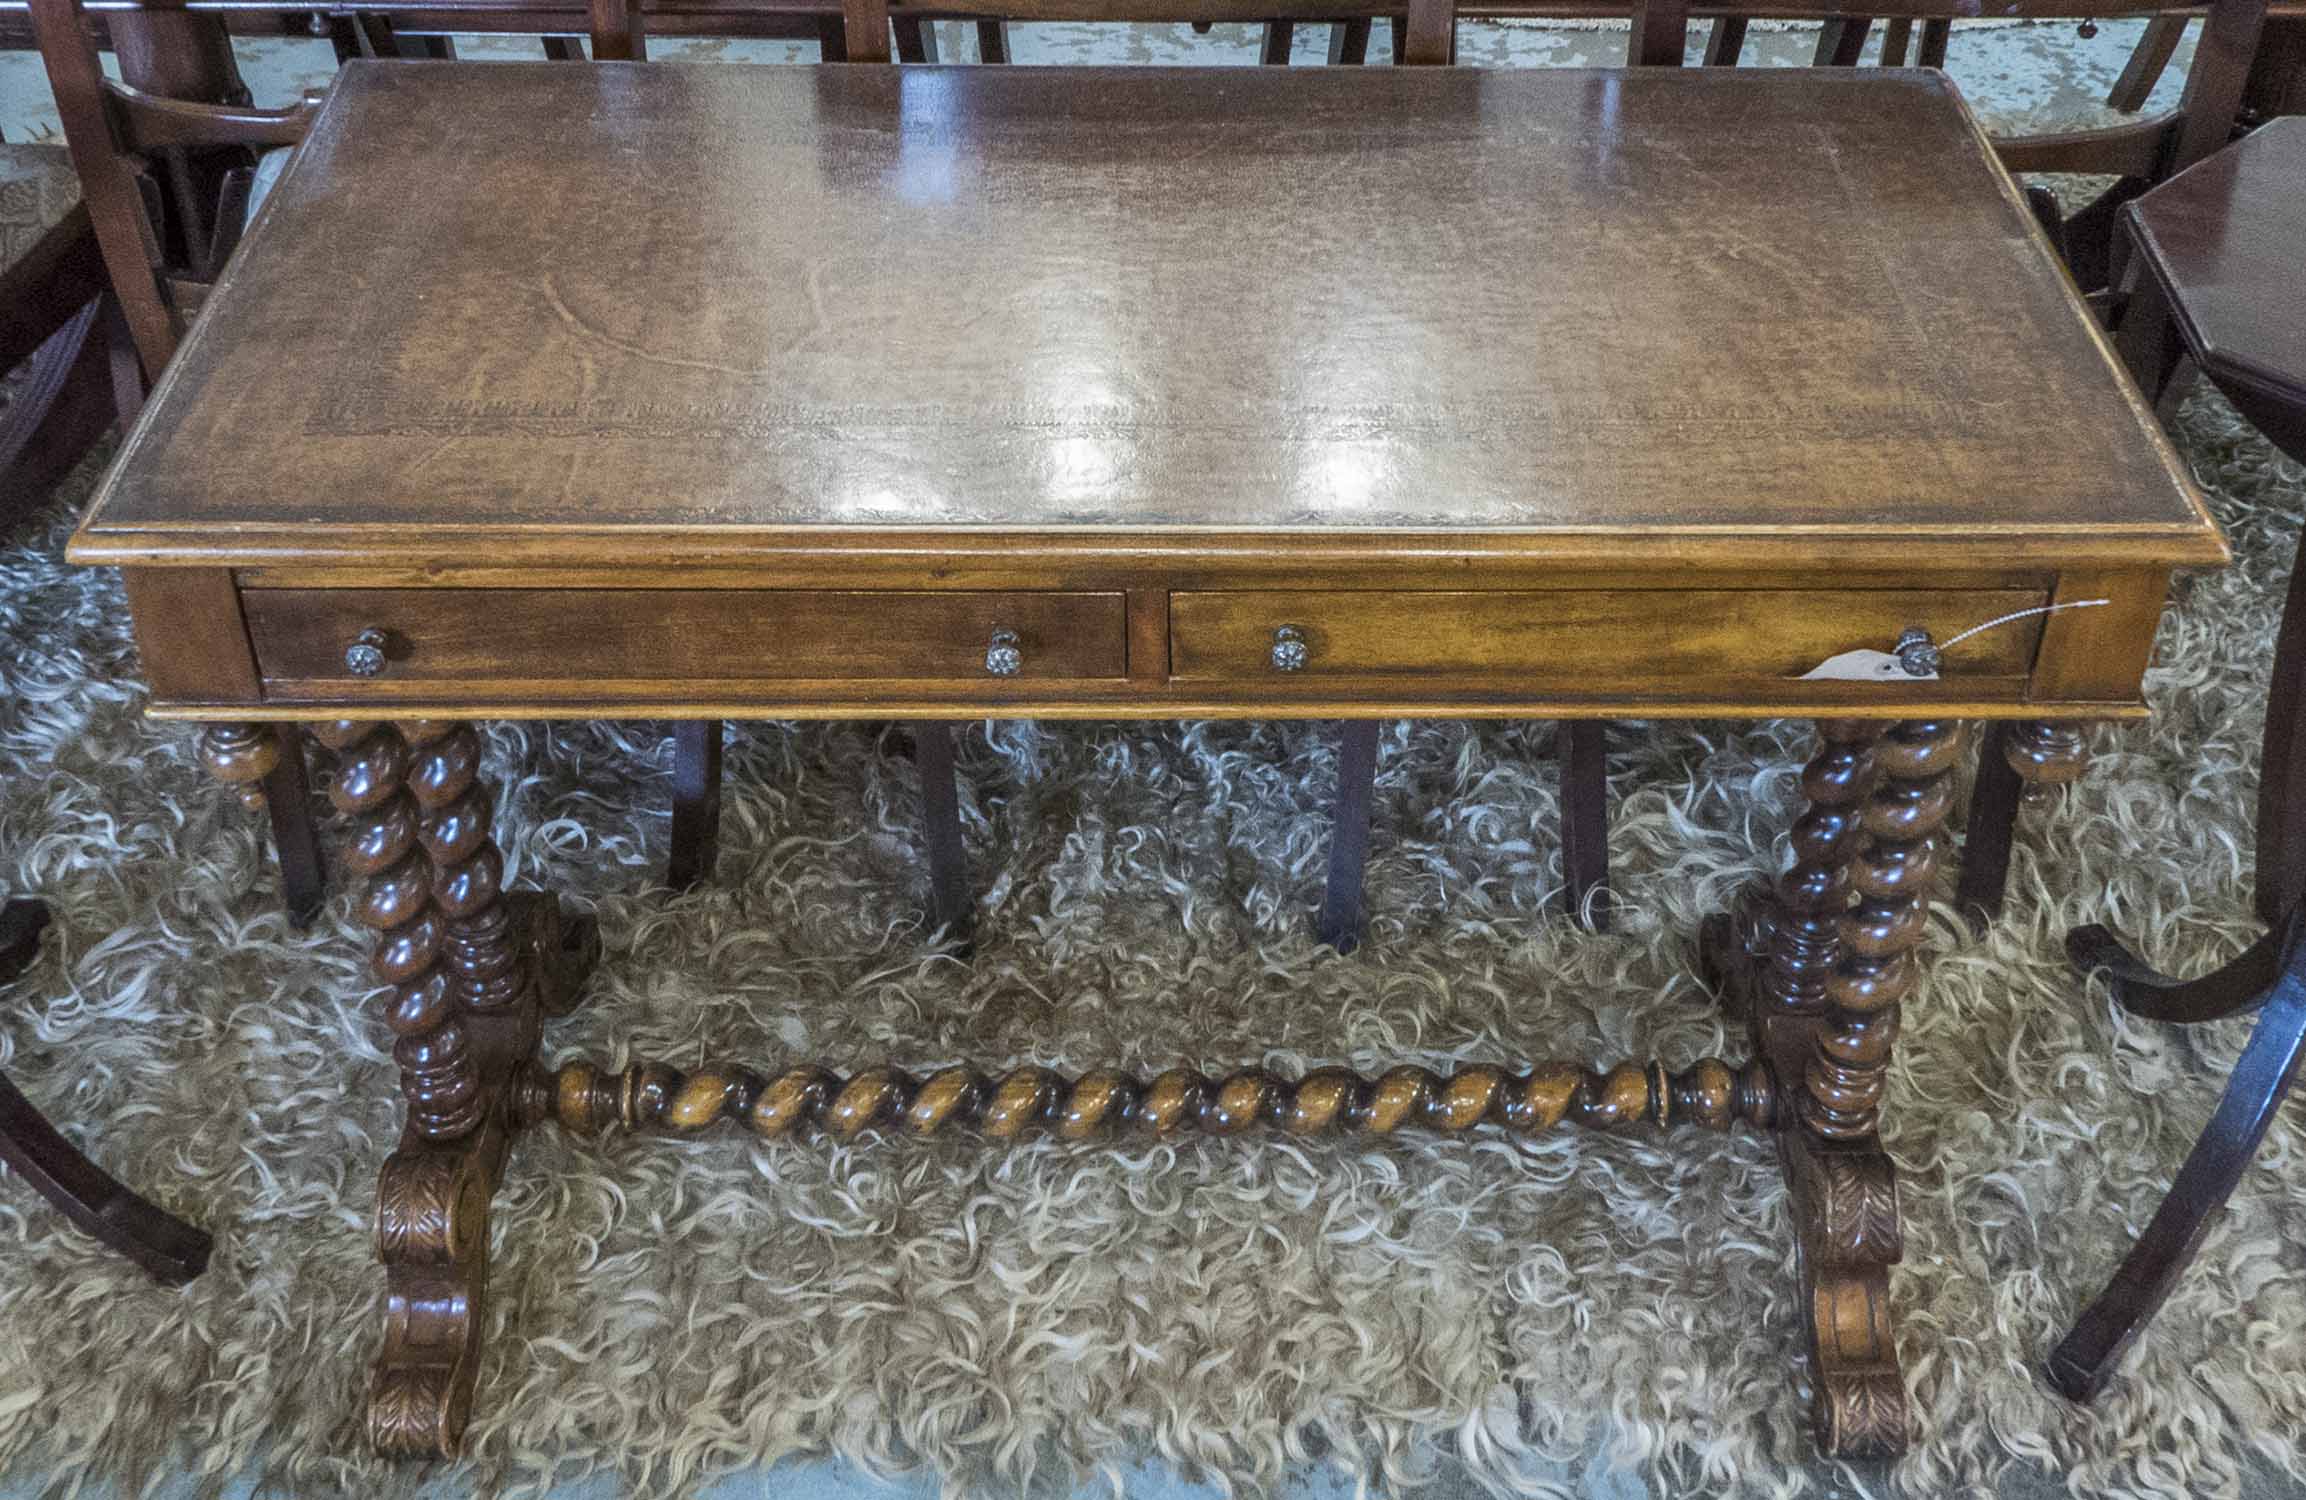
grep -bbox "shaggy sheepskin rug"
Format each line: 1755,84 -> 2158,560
0,255 -> 2302,1500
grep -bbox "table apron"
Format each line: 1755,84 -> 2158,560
115,565 -> 2172,721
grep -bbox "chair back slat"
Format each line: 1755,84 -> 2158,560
842,0 -> 891,57
587,0 -> 645,57
2172,0 -> 2269,169
26,0 -> 176,377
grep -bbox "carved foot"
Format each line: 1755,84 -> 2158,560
312,720 -> 597,1458
1785,1134 -> 1908,1457
370,1119 -> 506,1458
1737,718 -> 1957,1460
367,890 -> 591,1457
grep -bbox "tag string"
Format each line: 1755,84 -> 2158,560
1937,598 -> 2109,653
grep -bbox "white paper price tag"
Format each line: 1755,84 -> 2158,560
1800,649 -> 1936,683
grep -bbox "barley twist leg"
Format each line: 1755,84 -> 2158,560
1771,718 -> 1962,1460
309,720 -> 597,1460
1698,721 -> 1878,1018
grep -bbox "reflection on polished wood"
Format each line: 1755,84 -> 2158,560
75,67 -> 2214,560
81,61 -> 2223,1463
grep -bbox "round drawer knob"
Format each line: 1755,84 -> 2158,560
1893,626 -> 1942,678
344,627 -> 390,678
1270,625 -> 1308,673
984,628 -> 1023,677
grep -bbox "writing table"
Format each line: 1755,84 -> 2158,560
69,60 -> 2225,1460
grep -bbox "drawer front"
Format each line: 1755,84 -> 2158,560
1168,589 -> 2048,685
245,589 -> 1128,686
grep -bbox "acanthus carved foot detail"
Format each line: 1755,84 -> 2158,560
1717,717 -> 1964,1461
1785,1135 -> 1906,1458
370,1129 -> 503,1459
303,721 -> 597,1459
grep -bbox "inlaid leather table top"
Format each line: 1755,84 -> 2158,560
76,61 -> 2219,573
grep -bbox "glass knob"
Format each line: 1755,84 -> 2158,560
1271,625 -> 1309,672
1893,626 -> 1942,678
344,627 -> 389,677
984,628 -> 1022,677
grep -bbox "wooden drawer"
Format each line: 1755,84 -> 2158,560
1168,589 -> 2049,685
244,589 -> 1128,687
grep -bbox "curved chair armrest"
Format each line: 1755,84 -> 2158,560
101,78 -> 325,153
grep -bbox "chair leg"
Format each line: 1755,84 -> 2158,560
1812,16 -> 1873,65
1701,16 -> 1747,64
910,722 -> 974,948
1316,720 -> 1382,954
1557,721 -> 1610,931
666,720 -> 723,892
261,724 -> 328,930
1877,15 -> 1912,64
1917,17 -> 1950,67
2108,15 -> 2187,111
0,900 -> 212,1285
894,15 -> 938,60
0,897 -> 43,982
2047,916 -> 2306,1401
0,1068 -> 214,1285
1956,720 -> 2025,932
1327,17 -> 1371,62
2254,513 -> 2306,926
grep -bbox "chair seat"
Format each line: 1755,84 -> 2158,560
0,142 -> 80,273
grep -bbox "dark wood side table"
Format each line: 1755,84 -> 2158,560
69,62 -> 2224,1461
2045,116 -> 2306,1404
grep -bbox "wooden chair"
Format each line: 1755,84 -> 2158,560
2105,5 -> 2304,116
1625,0 -> 2271,291
29,0 -> 336,924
